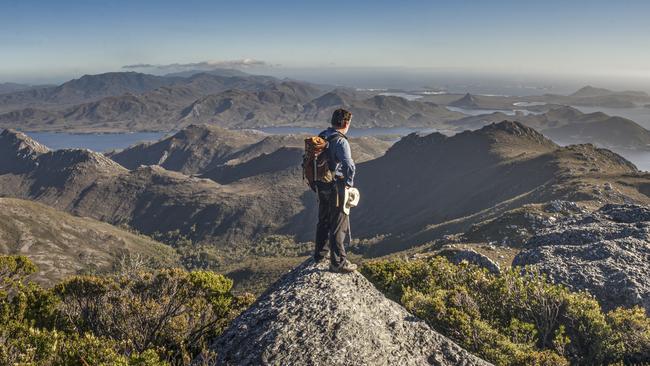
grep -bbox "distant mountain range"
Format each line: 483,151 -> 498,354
570,85 -> 649,98
422,85 -> 650,110
543,115 -> 650,150
531,85 -> 649,108
1,71 -> 649,156
546,87 -> 650,108
0,71 -> 463,131
0,72 -> 179,111
0,82 -> 55,94
2,72 -> 648,161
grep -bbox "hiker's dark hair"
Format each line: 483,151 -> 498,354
331,108 -> 352,127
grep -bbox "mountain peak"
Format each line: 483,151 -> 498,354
37,148 -> 127,176
0,129 -> 50,155
309,88 -> 358,108
440,120 -> 557,160
109,124 -> 262,173
570,85 -> 613,97
208,260 -> 489,365
481,120 -> 555,145
480,120 -> 542,136
48,72 -> 176,103
0,129 -> 124,177
0,129 -> 50,173
387,131 -> 448,156
449,93 -> 479,108
545,106 -> 583,120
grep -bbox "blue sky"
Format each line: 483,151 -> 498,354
1,0 -> 650,83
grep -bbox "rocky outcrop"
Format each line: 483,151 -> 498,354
543,200 -> 584,214
513,204 -> 650,312
437,248 -> 501,274
208,260 -> 490,366
523,204 -> 650,248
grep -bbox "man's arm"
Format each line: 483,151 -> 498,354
335,138 -> 355,187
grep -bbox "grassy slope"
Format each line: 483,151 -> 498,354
0,197 -> 179,285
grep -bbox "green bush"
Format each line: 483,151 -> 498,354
0,320 -> 168,366
361,257 -> 650,366
0,255 -> 252,365
251,235 -> 311,257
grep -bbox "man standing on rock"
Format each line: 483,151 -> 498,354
314,108 -> 357,273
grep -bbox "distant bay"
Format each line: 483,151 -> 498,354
21,128 -> 438,153
252,127 -> 438,138
24,131 -> 169,152
445,106 -> 542,116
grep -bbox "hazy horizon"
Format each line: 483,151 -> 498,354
3,0 -> 650,92
4,67 -> 650,98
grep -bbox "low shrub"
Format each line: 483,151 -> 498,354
361,257 -> 650,366
0,255 -> 252,365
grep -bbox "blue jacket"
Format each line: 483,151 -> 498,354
319,127 -> 355,187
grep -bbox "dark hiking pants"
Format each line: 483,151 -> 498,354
315,181 -> 349,267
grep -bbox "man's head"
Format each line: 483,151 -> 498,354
331,108 -> 352,133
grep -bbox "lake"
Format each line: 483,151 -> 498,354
253,127 -> 437,138
25,131 -> 169,152
445,106 -> 543,116
377,92 -> 424,101
18,128 -> 438,153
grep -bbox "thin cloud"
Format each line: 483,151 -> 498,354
122,63 -> 156,69
122,59 -> 270,71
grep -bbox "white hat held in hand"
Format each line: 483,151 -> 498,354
343,187 -> 360,215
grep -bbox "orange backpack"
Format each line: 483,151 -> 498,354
302,135 -> 336,191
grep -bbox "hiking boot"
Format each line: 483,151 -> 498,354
330,260 -> 357,273
313,251 -> 330,263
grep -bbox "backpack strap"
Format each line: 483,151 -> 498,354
320,130 -> 347,173
320,130 -> 347,143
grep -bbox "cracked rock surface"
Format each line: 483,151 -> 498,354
208,260 -> 491,366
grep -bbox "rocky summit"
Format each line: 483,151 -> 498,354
208,260 -> 490,366
514,203 -> 650,312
